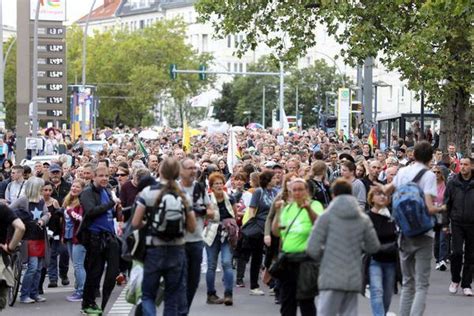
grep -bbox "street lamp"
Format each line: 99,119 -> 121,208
373,80 -> 391,126
243,110 -> 251,125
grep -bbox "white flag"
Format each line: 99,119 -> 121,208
227,129 -> 239,172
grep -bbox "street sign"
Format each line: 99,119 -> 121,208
338,88 -> 351,138
30,21 -> 67,120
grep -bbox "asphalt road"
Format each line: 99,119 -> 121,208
2,262 -> 473,315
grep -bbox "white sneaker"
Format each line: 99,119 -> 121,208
386,313 -> 397,316
463,288 -> 473,296
438,260 -> 448,271
34,296 -> 47,302
435,262 -> 441,270
20,297 -> 35,304
249,288 -> 265,296
449,282 -> 459,294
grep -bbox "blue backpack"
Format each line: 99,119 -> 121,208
392,169 -> 434,237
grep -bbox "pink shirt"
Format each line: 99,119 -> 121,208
435,181 -> 446,206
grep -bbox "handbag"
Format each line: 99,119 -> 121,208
241,217 -> 264,239
268,206 -> 304,279
27,239 -> 46,257
296,258 -> 319,299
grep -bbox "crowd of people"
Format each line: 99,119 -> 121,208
0,126 -> 472,316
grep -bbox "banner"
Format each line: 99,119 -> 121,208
30,0 -> 66,21
338,88 -> 351,138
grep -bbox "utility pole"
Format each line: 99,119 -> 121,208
295,85 -> 299,129
279,61 -> 284,130
31,0 -> 41,136
363,57 -> 374,134
0,0 -> 4,129
262,86 -> 265,128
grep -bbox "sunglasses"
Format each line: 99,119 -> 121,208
117,173 -> 128,177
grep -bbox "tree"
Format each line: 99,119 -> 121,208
211,56 -> 347,128
3,38 -> 17,129
196,0 -> 472,154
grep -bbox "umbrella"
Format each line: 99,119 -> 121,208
247,123 -> 264,129
138,130 -> 159,140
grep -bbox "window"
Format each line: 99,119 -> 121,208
202,34 -> 208,52
227,35 -> 232,48
234,63 -> 238,72
234,35 -> 239,47
239,63 -> 243,72
140,20 -> 145,29
188,11 -> 193,23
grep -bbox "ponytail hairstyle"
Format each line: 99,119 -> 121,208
155,158 -> 189,210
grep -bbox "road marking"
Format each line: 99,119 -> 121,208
108,286 -> 134,316
44,286 -> 75,294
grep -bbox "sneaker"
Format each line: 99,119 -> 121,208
81,304 -> 102,315
449,282 -> 460,294
249,288 -> 265,296
20,297 -> 35,304
435,262 -> 441,270
48,281 -> 58,288
236,280 -> 245,288
33,296 -> 47,302
66,293 -> 83,302
61,277 -> 70,286
207,294 -> 224,304
269,288 -> 276,296
224,294 -> 233,306
463,288 -> 473,296
439,260 -> 448,271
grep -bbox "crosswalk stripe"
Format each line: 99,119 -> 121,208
108,287 -> 134,316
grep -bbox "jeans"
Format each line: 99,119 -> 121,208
184,241 -> 203,311
369,259 -> 396,316
72,244 -> 87,296
142,246 -> 187,316
48,239 -> 69,282
82,233 -> 120,310
206,237 -> 234,296
450,223 -> 474,288
399,235 -> 433,316
279,261 -> 316,316
20,256 -> 43,300
433,226 -> 449,263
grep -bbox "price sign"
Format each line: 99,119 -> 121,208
48,57 -> 64,65
47,84 -> 63,91
48,71 -> 63,78
47,97 -> 64,104
47,44 -> 64,52
46,110 -> 64,117
47,27 -> 64,36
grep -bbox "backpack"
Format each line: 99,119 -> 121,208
191,182 -> 207,216
392,169 -> 434,237
148,191 -> 186,241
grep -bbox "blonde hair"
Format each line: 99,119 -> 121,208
24,177 -> 45,203
63,179 -> 86,208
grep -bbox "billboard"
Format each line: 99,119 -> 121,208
30,0 -> 66,21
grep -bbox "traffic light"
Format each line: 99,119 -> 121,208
169,64 -> 177,80
199,65 -> 207,80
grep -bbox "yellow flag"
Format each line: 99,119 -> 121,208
183,119 -> 191,153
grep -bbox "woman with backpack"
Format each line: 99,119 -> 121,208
63,179 -> 86,302
366,186 -> 398,316
132,158 -> 196,316
307,161 -> 331,208
10,177 -> 50,304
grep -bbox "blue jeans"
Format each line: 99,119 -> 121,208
434,228 -> 448,263
185,241 -> 204,311
48,239 -> 69,282
20,256 -> 43,300
142,246 -> 187,316
369,259 -> 396,316
72,244 -> 87,296
206,237 -> 233,296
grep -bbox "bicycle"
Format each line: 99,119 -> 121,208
7,245 -> 22,307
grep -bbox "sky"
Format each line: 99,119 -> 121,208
2,0 -> 104,27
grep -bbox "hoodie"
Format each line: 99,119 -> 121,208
306,194 -> 380,292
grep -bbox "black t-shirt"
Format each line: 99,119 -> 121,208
368,212 -> 398,263
217,196 -> 235,220
0,204 -> 17,244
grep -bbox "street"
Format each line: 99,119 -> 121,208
2,262 -> 473,315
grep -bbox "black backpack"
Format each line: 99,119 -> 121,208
147,190 -> 186,241
192,182 -> 207,216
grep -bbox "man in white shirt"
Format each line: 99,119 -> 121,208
5,166 -> 26,204
384,141 -> 445,316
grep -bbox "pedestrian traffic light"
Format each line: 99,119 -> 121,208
199,65 -> 207,80
169,64 -> 177,80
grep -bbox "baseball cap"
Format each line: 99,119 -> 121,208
49,163 -> 62,173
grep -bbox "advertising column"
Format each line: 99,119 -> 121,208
337,88 -> 351,139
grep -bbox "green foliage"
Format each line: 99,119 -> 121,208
196,0 -> 472,153
211,56 -> 347,128
3,38 -> 17,129
66,20 -> 213,128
